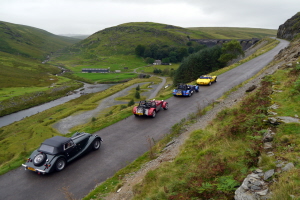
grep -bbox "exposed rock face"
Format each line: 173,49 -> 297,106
277,12 -> 300,40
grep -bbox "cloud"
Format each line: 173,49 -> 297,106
0,0 -> 299,35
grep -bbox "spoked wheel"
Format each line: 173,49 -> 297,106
55,158 -> 66,172
163,103 -> 168,110
151,110 -> 156,118
92,138 -> 101,150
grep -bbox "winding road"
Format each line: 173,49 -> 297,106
0,39 -> 289,200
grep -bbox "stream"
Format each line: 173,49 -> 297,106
0,83 -> 115,128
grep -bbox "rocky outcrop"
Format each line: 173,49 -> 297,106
234,128 -> 295,200
277,12 -> 300,40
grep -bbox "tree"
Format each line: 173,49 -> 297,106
135,90 -> 140,99
128,99 -> 135,106
135,44 -> 145,57
218,40 -> 245,64
143,47 -> 152,58
176,47 -> 188,62
169,51 -> 178,63
173,46 -> 224,85
136,85 -> 140,91
162,58 -> 170,63
145,57 -> 155,64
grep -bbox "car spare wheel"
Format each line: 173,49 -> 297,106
55,158 -> 66,171
92,138 -> 101,150
33,153 -> 47,166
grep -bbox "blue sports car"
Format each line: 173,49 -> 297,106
173,84 -> 199,97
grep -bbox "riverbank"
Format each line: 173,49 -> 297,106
52,77 -> 166,134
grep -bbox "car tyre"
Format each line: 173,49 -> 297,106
208,82 -> 212,86
55,158 -> 66,172
163,103 -> 168,110
33,153 -> 47,166
151,110 -> 156,118
92,138 -> 101,150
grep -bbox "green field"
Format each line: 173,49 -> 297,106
75,72 -> 138,82
187,27 -> 277,39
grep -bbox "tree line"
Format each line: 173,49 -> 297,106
174,40 -> 244,85
135,41 -> 207,64
135,40 -> 244,85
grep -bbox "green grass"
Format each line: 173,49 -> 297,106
74,72 -> 138,83
0,20 -> 79,60
0,51 -> 62,87
50,23 -> 276,78
0,76 -> 72,101
83,38 -> 300,199
136,63 -> 180,73
0,76 -> 161,175
187,27 -> 277,39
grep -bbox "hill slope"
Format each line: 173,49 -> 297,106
277,12 -> 300,40
188,27 -> 277,39
50,22 -> 277,70
0,21 -> 80,60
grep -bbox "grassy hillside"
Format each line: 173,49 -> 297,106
50,23 -> 276,78
0,21 -> 80,60
0,51 -> 61,87
187,27 -> 277,39
0,21 -> 83,116
82,39 -> 300,199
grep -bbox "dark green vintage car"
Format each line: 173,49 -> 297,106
22,132 -> 102,174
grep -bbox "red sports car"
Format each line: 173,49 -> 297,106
133,100 -> 168,118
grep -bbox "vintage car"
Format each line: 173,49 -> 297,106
22,132 -> 102,174
133,100 -> 168,118
173,83 -> 199,97
196,75 -> 217,86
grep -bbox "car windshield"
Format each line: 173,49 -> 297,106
39,144 -> 55,154
199,76 -> 210,79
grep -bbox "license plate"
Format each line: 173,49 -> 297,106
28,167 -> 36,171
137,113 -> 143,115
176,93 -> 182,95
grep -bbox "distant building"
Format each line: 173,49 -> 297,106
115,70 -> 121,73
153,60 -> 161,65
82,68 -> 110,73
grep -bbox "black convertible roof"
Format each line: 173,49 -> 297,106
42,136 -> 70,147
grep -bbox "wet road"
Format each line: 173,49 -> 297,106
0,39 -> 289,200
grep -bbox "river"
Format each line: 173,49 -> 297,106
0,83 -> 115,128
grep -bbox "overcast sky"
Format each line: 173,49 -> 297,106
1,0 -> 299,35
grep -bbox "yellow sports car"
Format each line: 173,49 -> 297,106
196,75 -> 217,86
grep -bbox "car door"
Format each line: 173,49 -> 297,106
63,140 -> 78,160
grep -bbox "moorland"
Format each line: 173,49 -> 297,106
1,18 -> 300,199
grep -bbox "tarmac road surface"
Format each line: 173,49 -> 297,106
0,39 -> 289,200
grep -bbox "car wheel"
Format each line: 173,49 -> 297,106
208,82 -> 212,86
92,138 -> 101,150
215,78 -> 217,83
134,114 -> 139,117
151,110 -> 156,118
163,103 -> 168,110
33,153 -> 47,166
55,158 -> 66,172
